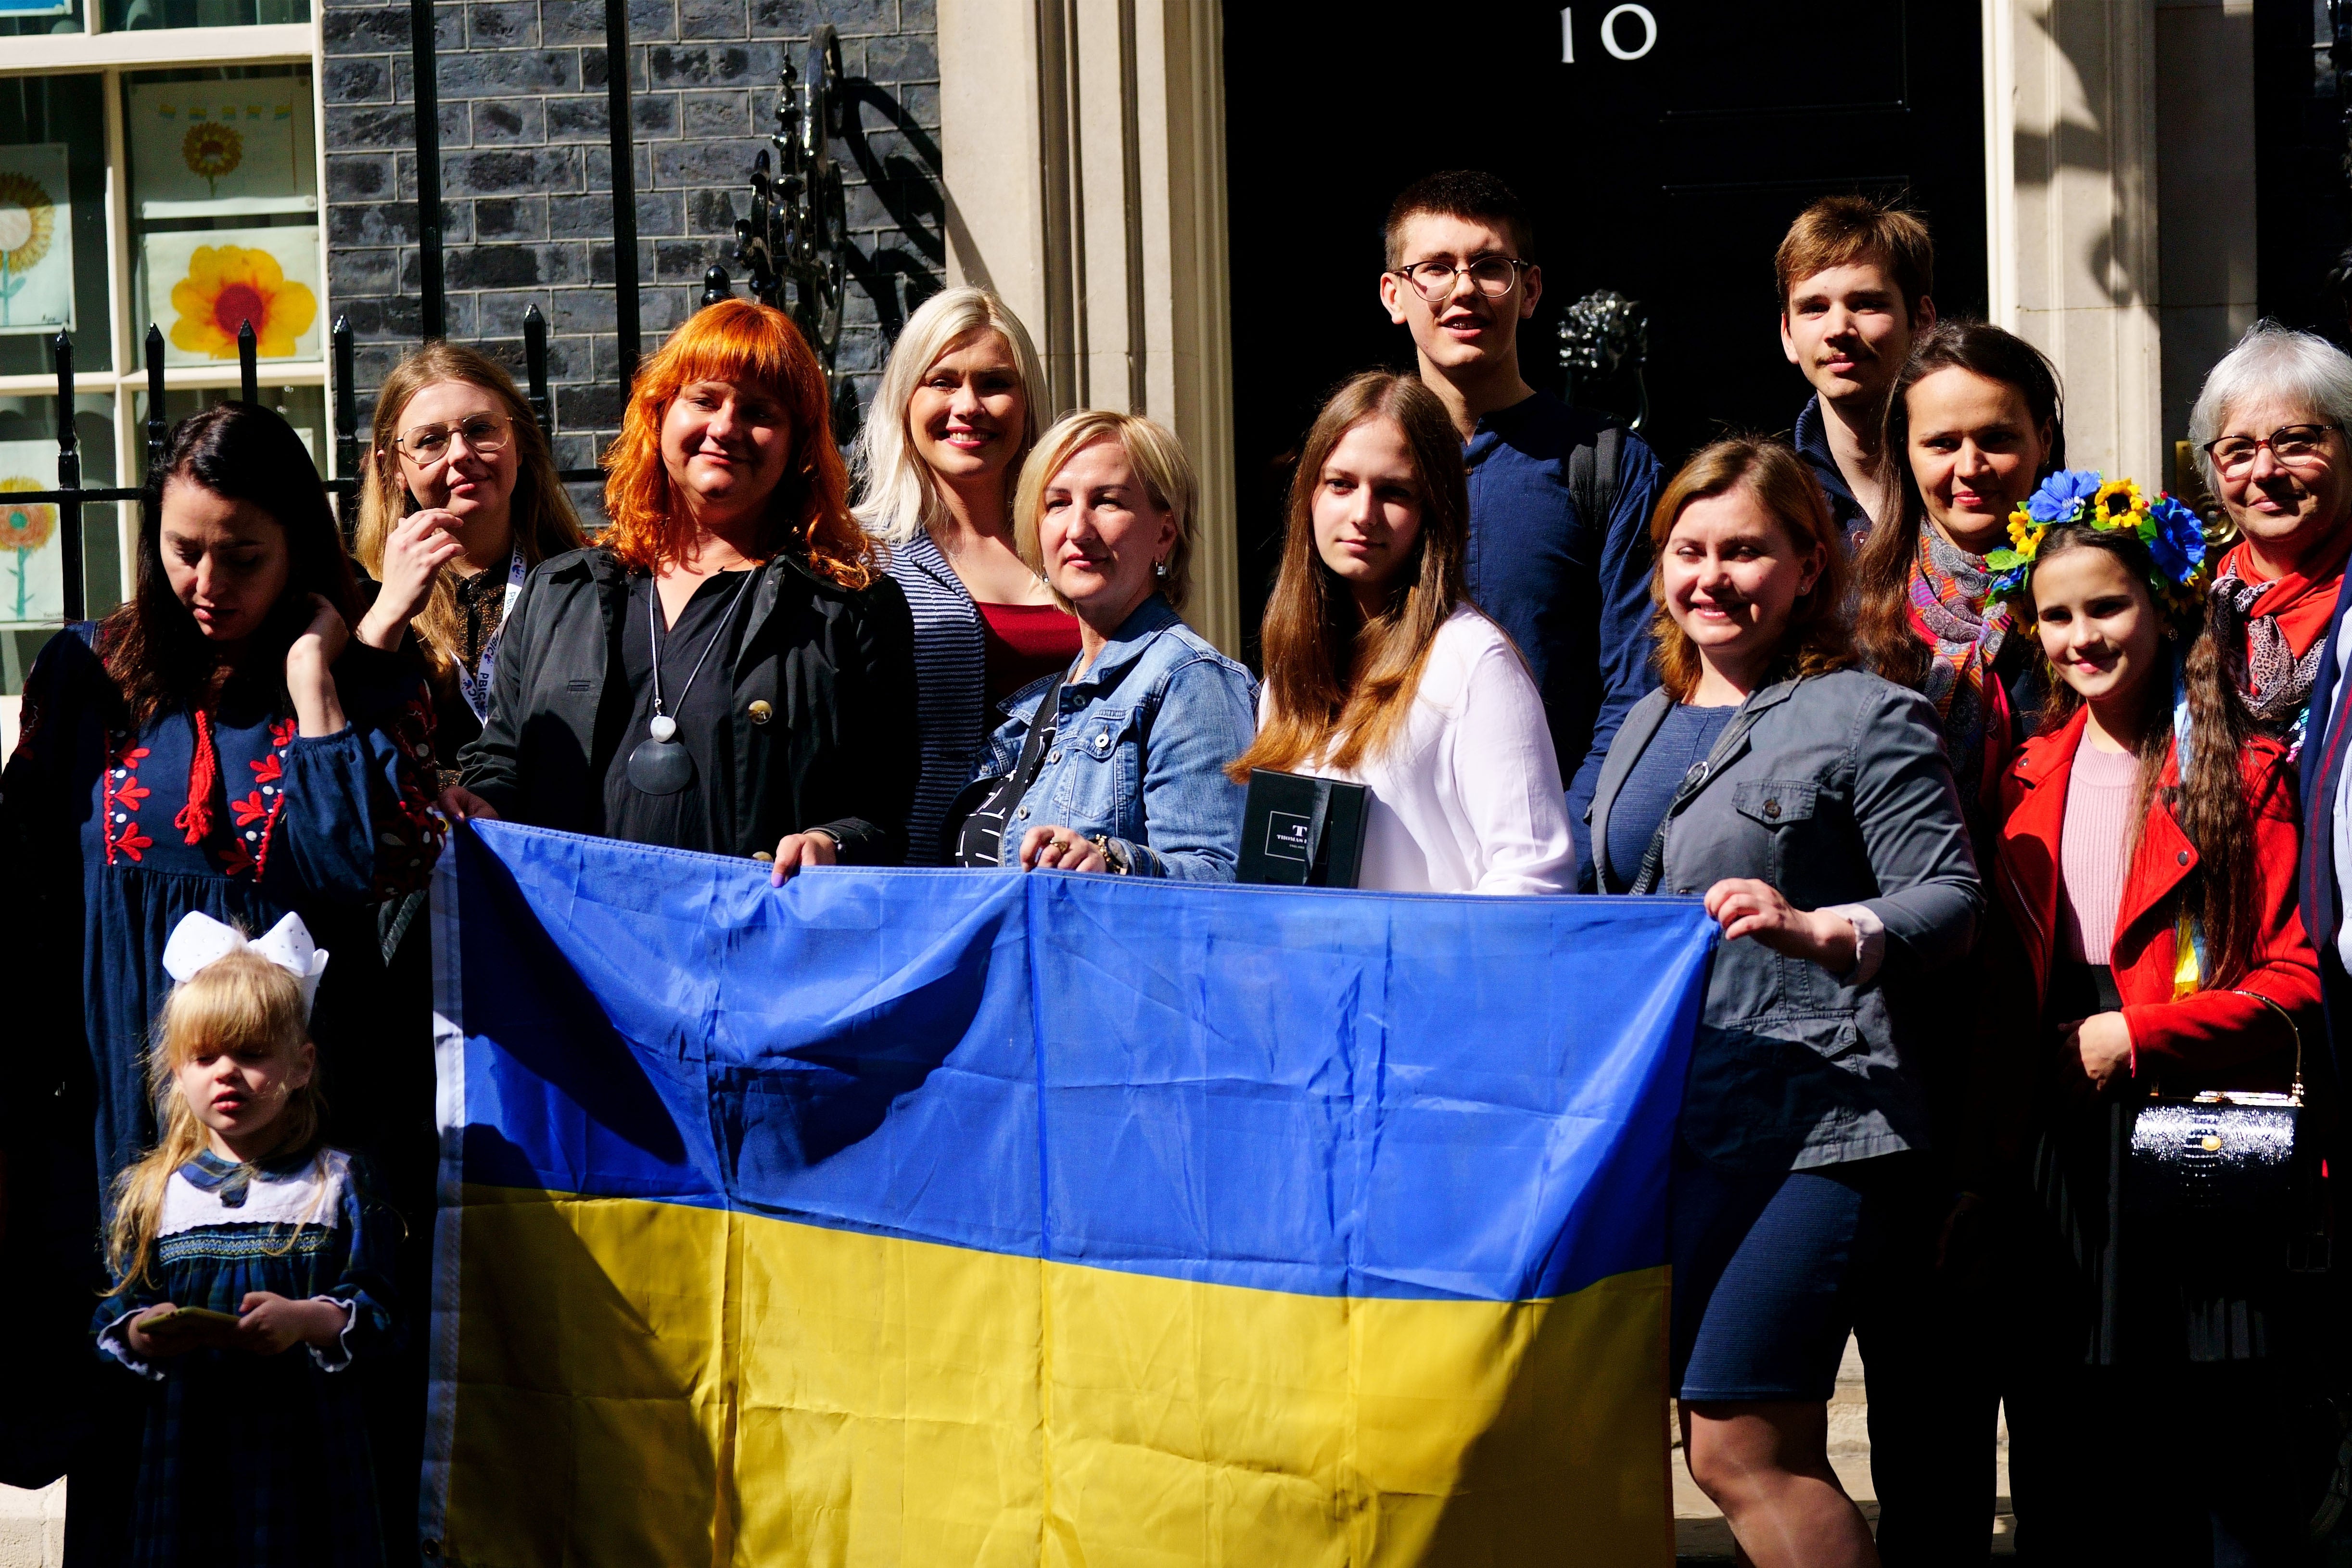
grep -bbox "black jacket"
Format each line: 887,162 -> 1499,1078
458,546 -> 919,863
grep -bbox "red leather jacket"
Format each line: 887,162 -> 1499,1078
1992,708 -> 2317,1085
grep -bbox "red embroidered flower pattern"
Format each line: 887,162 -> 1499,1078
231,791 -> 270,827
102,740 -> 153,866
268,716 -> 298,749
113,824 -> 153,860
215,837 -> 254,878
249,752 -> 283,786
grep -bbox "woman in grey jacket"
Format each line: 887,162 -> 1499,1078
1589,438 -> 1980,1568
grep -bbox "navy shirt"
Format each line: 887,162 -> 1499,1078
1462,389 -> 1664,881
1794,394 -> 1872,547
1604,701 -> 1740,889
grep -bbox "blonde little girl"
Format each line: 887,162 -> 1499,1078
94,910 -> 397,1568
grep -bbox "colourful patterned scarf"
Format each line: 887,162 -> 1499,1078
1907,528 -> 2013,813
2208,536 -> 2351,748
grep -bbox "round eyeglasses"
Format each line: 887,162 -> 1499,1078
2201,422 -> 2344,479
1389,255 -> 1532,304
394,412 -> 512,465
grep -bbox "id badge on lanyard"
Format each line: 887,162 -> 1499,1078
455,548 -> 526,722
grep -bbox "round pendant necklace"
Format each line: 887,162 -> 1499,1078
625,568 -> 757,796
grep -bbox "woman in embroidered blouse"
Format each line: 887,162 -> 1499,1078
350,341 -> 586,781
855,287 -> 1079,864
1231,370 -> 1575,892
1,404 -> 439,1555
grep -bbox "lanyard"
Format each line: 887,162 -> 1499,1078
455,547 -> 527,723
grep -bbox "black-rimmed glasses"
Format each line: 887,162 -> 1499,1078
1388,255 -> 1531,303
2201,422 -> 2345,477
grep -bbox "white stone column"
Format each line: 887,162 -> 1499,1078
937,0 -> 1242,658
2154,0 -> 2256,485
1984,0 -> 2166,485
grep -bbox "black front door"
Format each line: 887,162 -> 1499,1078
1221,0 -> 1987,661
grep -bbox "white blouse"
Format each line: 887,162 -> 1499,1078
1265,605 -> 1577,894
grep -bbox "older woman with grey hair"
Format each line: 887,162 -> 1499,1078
2189,320 -> 2352,752
854,286 -> 1080,863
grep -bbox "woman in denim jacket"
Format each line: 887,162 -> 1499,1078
944,411 -> 1256,879
1589,438 -> 1980,1568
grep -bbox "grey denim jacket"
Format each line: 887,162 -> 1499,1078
1589,669 -> 1983,1171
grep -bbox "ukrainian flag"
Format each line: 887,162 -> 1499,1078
422,822 -> 1714,1566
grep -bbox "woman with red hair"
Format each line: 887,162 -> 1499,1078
448,300 -> 918,878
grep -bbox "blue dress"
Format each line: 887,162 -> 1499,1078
93,1147 -> 397,1568
3,624 -> 444,1205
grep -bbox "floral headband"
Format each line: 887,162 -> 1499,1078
1984,468 -> 2211,622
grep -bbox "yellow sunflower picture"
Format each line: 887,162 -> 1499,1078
0,474 -> 58,622
167,243 -> 317,360
181,121 -> 243,197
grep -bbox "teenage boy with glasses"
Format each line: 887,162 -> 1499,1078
1378,169 -> 1662,885
1776,194 -> 1937,542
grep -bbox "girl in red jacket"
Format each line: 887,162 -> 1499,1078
1987,480 -> 2321,1563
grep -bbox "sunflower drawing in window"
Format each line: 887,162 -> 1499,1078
0,172 -> 56,331
168,244 -> 316,360
0,477 -> 57,621
181,121 -> 242,198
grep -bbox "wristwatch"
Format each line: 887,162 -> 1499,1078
1089,835 -> 1133,875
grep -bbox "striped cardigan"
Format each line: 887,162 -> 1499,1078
884,529 -> 989,865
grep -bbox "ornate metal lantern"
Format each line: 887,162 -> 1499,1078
735,25 -> 857,435
1557,289 -> 1650,432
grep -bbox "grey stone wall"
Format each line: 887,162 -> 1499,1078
319,0 -> 941,494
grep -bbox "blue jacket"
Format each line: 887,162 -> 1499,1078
1794,395 -> 1872,546
955,594 -> 1257,881
2296,565 -> 2352,1107
1462,391 -> 1663,881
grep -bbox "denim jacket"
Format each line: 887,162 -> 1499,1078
952,594 -> 1257,880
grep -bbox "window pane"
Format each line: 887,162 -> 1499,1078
125,67 -> 319,369
0,393 -> 122,633
0,76 -> 108,376
136,383 -> 325,479
0,0 -> 87,43
108,0 -> 306,31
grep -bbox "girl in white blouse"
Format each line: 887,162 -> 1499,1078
1232,371 -> 1576,893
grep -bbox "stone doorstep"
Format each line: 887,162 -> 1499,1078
1672,1336 -> 2017,1561
0,1479 -> 64,1568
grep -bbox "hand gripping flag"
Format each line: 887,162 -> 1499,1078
423,822 -> 1715,1566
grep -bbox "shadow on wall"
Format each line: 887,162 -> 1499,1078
2010,2 -> 2151,314
838,76 -> 945,343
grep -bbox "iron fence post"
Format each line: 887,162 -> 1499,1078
604,0 -> 639,385
333,315 -> 359,537
144,324 -> 166,480
237,320 -> 258,406
54,331 -> 81,623
701,264 -> 730,308
524,303 -> 551,438
412,0 -> 446,339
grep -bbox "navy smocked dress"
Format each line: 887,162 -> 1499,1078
4,623 -> 444,1197
93,1147 -> 397,1567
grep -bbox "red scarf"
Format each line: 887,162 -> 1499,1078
2216,535 -> 2352,659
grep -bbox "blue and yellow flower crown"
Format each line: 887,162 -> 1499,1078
1983,468 -> 2211,620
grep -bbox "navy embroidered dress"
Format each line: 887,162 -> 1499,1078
93,1147 -> 397,1568
2,624 -> 444,1202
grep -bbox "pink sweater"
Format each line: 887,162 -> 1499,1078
2057,736 -> 2141,964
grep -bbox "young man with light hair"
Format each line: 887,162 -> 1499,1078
1777,195 -> 1937,539
1378,169 -> 1662,886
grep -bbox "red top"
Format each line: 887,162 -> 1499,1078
1993,706 -> 2318,1084
978,601 -> 1081,706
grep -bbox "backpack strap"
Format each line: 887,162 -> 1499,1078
1570,420 -> 1626,530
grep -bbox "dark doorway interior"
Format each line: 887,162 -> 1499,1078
2253,0 -> 2351,337
1220,0 -> 1988,664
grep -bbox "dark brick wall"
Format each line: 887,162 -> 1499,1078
321,0 -> 941,507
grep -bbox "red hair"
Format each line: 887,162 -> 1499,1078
601,300 -> 873,587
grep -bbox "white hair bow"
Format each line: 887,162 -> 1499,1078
161,911 -> 329,1018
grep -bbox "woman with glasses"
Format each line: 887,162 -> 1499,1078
853,287 -> 1078,864
352,343 -> 586,780
2188,322 -> 2352,756
447,300 -> 918,878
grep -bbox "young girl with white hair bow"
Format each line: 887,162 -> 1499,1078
92,910 -> 398,1568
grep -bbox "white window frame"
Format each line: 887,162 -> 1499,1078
0,13 -> 326,606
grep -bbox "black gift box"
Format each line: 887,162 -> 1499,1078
1236,768 -> 1370,889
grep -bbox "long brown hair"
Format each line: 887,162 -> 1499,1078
354,342 -> 585,681
601,300 -> 872,588
1856,320 -> 2064,687
105,949 -> 326,1292
101,403 -> 359,729
1229,372 -> 1470,780
1649,437 -> 1855,701
2027,525 -> 2262,985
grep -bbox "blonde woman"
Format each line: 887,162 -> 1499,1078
942,410 -> 1255,879
855,287 -> 1078,863
352,342 -> 585,777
